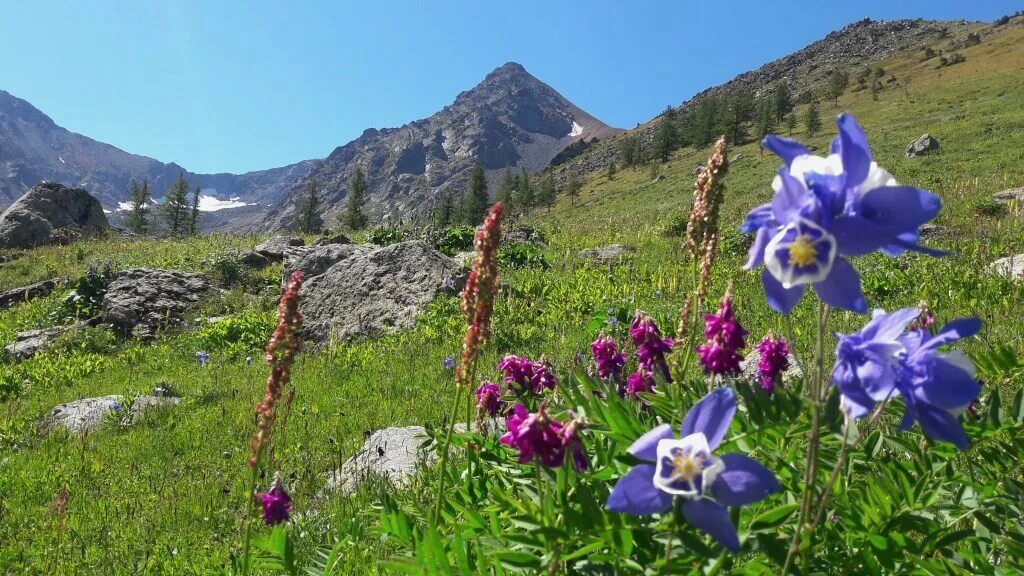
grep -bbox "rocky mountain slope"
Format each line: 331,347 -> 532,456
0,89 -> 315,214
262,62 -> 622,229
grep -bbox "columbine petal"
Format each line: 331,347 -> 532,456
741,204 -> 774,234
831,215 -> 896,256
915,355 -> 981,410
711,453 -> 780,507
763,135 -> 810,165
682,499 -> 740,552
859,186 -> 941,230
835,113 -> 872,185
762,268 -> 806,314
915,404 -> 969,450
627,423 -> 675,462
681,388 -> 735,450
744,226 -> 772,270
811,258 -> 867,313
606,464 -> 672,515
771,168 -> 808,224
923,317 -> 982,350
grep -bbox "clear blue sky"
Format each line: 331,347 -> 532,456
0,1 -> 1014,174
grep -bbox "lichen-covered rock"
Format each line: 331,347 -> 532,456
4,323 -> 78,361
993,187 -> 1024,204
905,134 -> 940,158
255,236 -> 305,261
990,254 -> 1024,281
40,394 -> 181,436
102,269 -> 210,339
504,225 -> 547,248
0,278 -> 62,310
0,182 -> 108,249
293,241 -> 464,342
312,233 -> 352,246
239,251 -> 272,269
577,244 -> 635,266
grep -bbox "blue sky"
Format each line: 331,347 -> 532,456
0,1 -> 1014,174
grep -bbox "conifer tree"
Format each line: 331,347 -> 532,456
773,83 -> 793,123
344,168 -> 369,231
565,175 -> 583,206
607,161 -> 617,181
189,185 -> 201,235
654,106 -> 678,163
755,99 -> 775,139
296,179 -> 322,234
537,174 -> 556,211
516,169 -> 534,210
805,102 -> 822,135
161,171 -> 191,236
464,165 -> 490,225
124,178 -> 151,235
435,190 -> 454,229
618,136 -> 638,169
496,168 -> 518,211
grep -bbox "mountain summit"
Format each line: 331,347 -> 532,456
264,62 -> 623,228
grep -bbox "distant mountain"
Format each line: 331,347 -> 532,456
0,88 -> 315,221
262,62 -> 623,229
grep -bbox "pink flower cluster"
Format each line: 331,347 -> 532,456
755,335 -> 790,393
629,313 -> 674,382
256,477 -> 293,526
474,381 -> 502,416
591,334 -> 626,380
696,294 -> 748,376
498,355 -> 556,394
500,403 -> 587,471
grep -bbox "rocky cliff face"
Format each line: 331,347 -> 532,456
0,89 -> 315,219
262,62 -> 622,229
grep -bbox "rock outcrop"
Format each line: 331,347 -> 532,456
577,244 -> 635,266
40,394 -> 181,436
993,188 -> 1024,204
290,241 -> 464,341
0,278 -> 62,310
906,134 -> 940,158
4,323 -> 79,361
990,254 -> 1024,281
255,236 -> 305,261
102,269 -> 211,339
0,182 -> 108,249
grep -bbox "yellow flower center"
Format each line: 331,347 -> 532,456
788,234 -> 818,268
670,453 -> 705,483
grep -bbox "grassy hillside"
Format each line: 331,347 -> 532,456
1,19 -> 1023,575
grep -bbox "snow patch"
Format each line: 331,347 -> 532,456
569,121 -> 583,138
116,195 -> 253,213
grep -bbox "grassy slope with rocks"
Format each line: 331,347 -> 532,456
0,18 -> 1023,575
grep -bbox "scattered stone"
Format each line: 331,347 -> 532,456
255,236 -> 305,262
312,233 -> 352,246
905,134 -> 940,158
0,182 -> 109,249
239,251 -> 272,269
295,241 -> 465,342
993,187 -> 1024,204
918,223 -> 948,237
4,323 -> 79,361
452,251 -> 476,266
40,394 -> 181,436
740,348 -> 804,386
0,278 -> 62,310
577,244 -> 635,266
729,153 -> 743,163
0,253 -> 22,265
102,269 -> 211,339
693,165 -> 705,176
504,226 -> 547,248
989,254 -> 1024,281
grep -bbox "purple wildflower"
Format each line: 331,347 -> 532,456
442,355 -> 457,370
560,417 -> 589,472
474,381 -> 502,417
607,388 -> 779,552
755,335 -> 790,393
498,355 -> 556,394
197,351 -> 210,367
591,333 -> 627,380
696,295 -> 748,377
500,403 -> 567,468
625,369 -> 655,398
909,301 -> 936,333
256,478 -> 293,526
630,312 -> 674,382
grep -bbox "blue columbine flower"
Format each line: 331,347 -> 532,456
606,388 -> 778,552
742,114 -> 942,314
443,355 -> 456,370
833,308 -> 982,449
196,351 -> 210,367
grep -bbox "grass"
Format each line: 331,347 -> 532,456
1,19 -> 1023,575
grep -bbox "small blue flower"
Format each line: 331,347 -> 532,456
196,351 -> 210,367
245,356 -> 254,366
607,316 -> 620,329
442,355 -> 456,370
606,388 -> 779,552
743,114 -> 942,314
833,308 -> 982,449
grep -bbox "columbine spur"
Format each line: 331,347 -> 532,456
607,388 -> 778,552
742,114 -> 942,314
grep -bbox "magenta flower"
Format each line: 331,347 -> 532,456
501,403 -> 585,470
591,334 -> 626,380
498,355 -> 556,394
474,381 -> 502,417
755,335 -> 790,393
630,313 -> 674,382
697,295 -> 748,376
256,479 -> 293,526
560,417 -> 589,472
625,368 -> 656,398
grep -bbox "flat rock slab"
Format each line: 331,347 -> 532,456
293,241 -> 465,342
4,323 -> 78,361
40,394 -> 181,435
577,244 -> 635,266
993,188 -> 1024,204
255,236 -> 305,262
990,254 -> 1024,281
102,269 -> 211,339
0,278 -> 62,310
312,233 -> 351,247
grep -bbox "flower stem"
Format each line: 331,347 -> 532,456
239,451 -> 261,575
431,378 -> 470,525
664,497 -> 681,575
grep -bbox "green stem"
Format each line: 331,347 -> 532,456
432,381 -> 468,525
664,497 -> 681,575
240,451 -> 261,576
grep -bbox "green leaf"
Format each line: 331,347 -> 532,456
748,503 -> 800,532
988,387 -> 1003,427
1013,388 -> 1024,424
496,551 -> 542,571
926,529 -> 975,554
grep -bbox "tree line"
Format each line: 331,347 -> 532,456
123,171 -> 201,236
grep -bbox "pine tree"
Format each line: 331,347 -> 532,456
618,136 -> 638,169
124,178 -> 150,234
755,99 -> 775,139
827,69 -> 849,107
344,168 -> 369,231
786,112 -> 797,133
607,161 -> 617,181
537,174 -> 556,211
565,175 -> 583,206
161,171 -> 191,236
189,185 -> 201,235
296,179 -> 322,234
654,106 -> 678,163
516,169 -> 534,210
805,102 -> 822,135
435,190 -> 454,229
464,165 -> 489,225
496,168 -> 518,211
773,83 -> 793,123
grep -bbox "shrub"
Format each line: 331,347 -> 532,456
197,312 -> 274,358
60,263 -> 117,319
201,251 -> 250,288
368,226 -> 407,246
433,226 -> 476,255
498,244 -> 549,270
973,197 -> 1008,218
661,213 -> 690,237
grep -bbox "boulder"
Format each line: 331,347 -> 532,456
294,241 -> 465,342
990,254 -> 1024,281
255,236 -> 305,262
40,394 -> 181,436
4,323 -> 78,361
0,182 -> 108,249
918,223 -> 948,237
993,187 -> 1024,204
0,278 -> 62,310
905,134 -> 939,158
504,226 -> 547,248
102,269 -> 211,339
239,251 -> 272,269
577,244 -> 635,266
312,233 -> 352,247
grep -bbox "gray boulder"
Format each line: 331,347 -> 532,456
905,134 -> 940,158
504,225 -> 547,248
40,394 -> 181,436
990,254 -> 1024,281
312,233 -> 352,247
102,269 -> 211,339
255,236 -> 305,262
577,244 -> 635,266
0,182 -> 108,249
4,323 -> 79,361
0,278 -> 62,310
993,187 -> 1024,204
239,251 -> 273,269
294,241 -> 465,342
